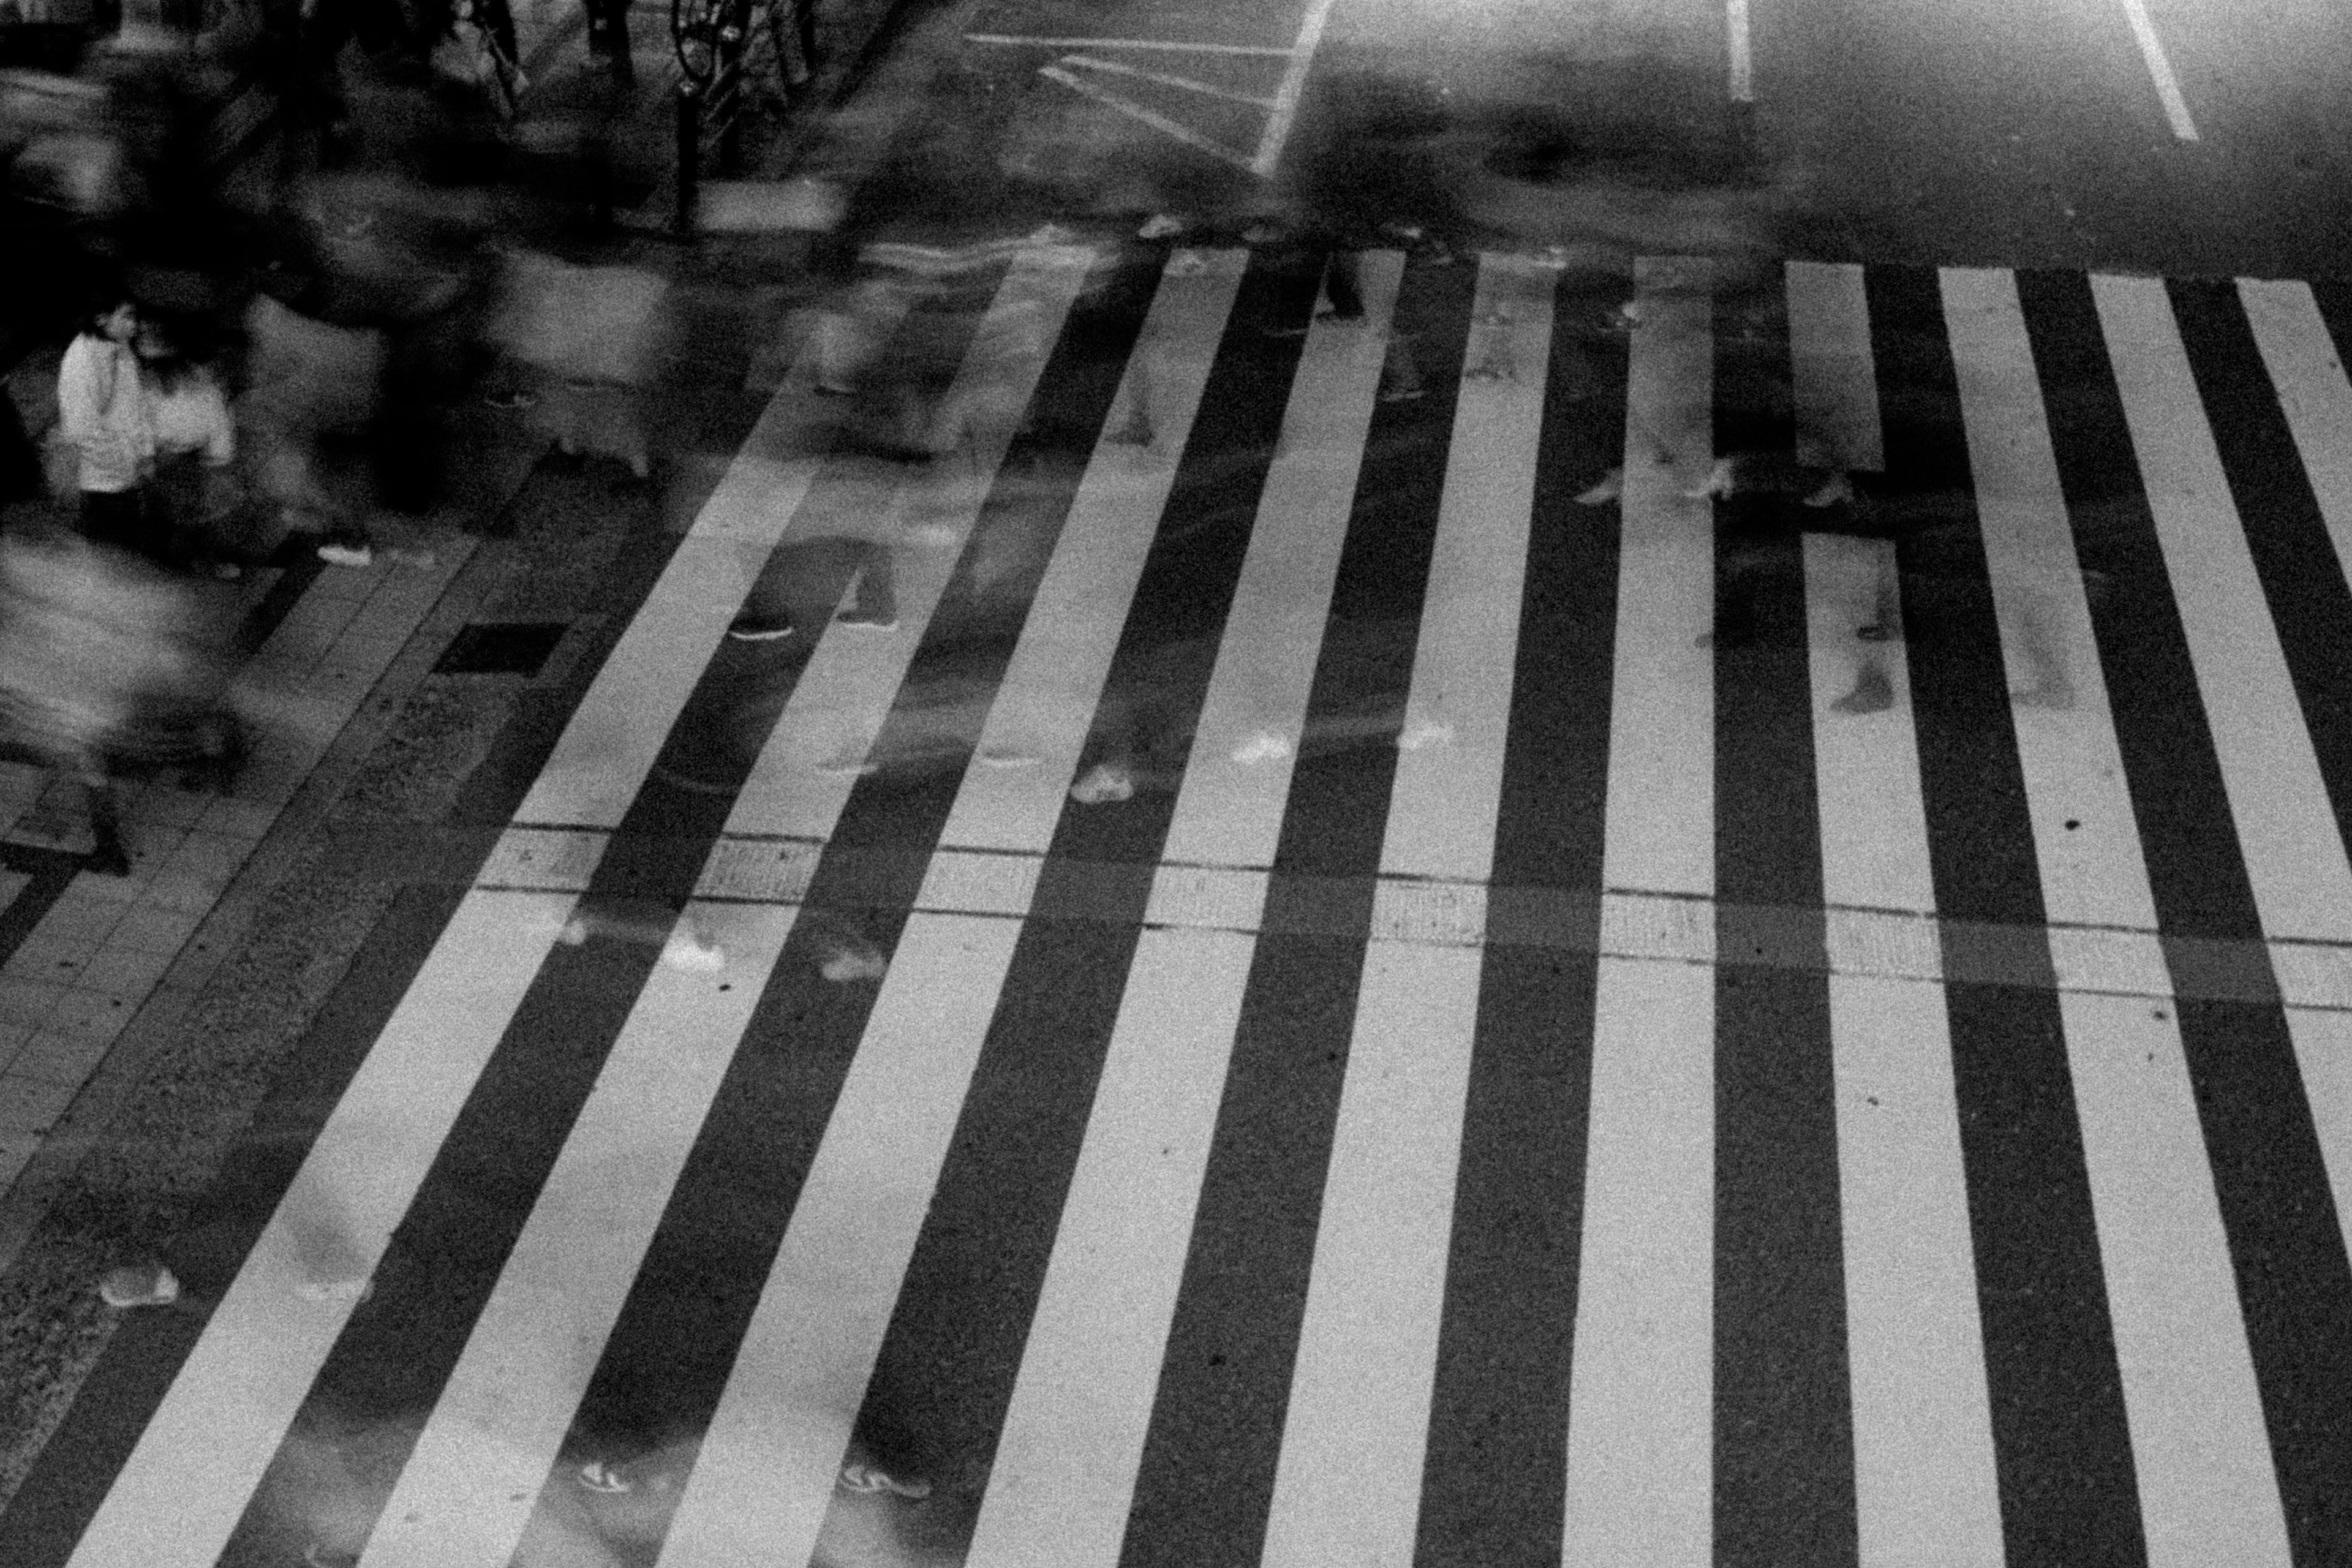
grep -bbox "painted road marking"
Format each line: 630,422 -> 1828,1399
720,249 -> 1095,843
1785,260 -> 1883,472
64,889 -> 581,1568
938,249 -> 1248,856
1943,267 -> 2156,933
988,0 -> 1335,178
2237,280 -> 2352,592
1600,258 -> 1714,898
356,905 -> 799,1568
1727,0 -> 1752,103
1259,256 -> 1551,1568
2117,0 -> 2199,141
1156,253 -> 1403,870
964,34 -> 1293,56
2091,274 -> 2352,944
963,275 -> 1398,1568
1058,52 -> 1278,108
1253,0 -> 1336,175
2060,995 -> 2290,1567
1379,255 -> 1555,883
2285,1005 -> 2352,1291
1800,522 -> 2005,1567
1561,256 -> 1717,1568
514,302 -> 905,830
653,912 -> 1024,1568
1039,64 -> 1255,170
1959,267 -> 2288,1568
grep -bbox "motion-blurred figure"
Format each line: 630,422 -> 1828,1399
0,526 -> 244,874
242,288 -> 386,565
136,310 -> 243,576
489,246 -> 669,478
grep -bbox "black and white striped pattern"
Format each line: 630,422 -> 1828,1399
10,247 -> 2352,1568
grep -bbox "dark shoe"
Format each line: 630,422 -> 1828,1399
726,611 -> 796,642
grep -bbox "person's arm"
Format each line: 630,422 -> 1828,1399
199,375 -> 236,467
55,336 -> 101,446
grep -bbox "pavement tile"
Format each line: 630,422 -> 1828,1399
0,1025 -> 32,1074
24,893 -> 129,944
42,989 -> 134,1044
123,784 -> 214,830
9,1029 -> 110,1087
104,906 -> 207,955
161,831 -> 255,884
0,1133 -> 34,1194
0,981 -> 65,1030
2,937 -> 94,988
346,586 -> 439,644
78,943 -> 179,1000
0,1072 -> 80,1133
140,875 -> 221,916
196,796 -> 283,841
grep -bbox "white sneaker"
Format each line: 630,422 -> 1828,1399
1069,762 -> 1135,804
1137,214 -> 1186,239
99,1264 -> 179,1308
1229,731 -> 1293,764
317,542 -> 374,568
1574,469 -> 1623,506
838,1461 -> 931,1499
1397,719 -> 1455,752
1802,471 -> 1853,508
661,930 -> 725,972
576,1461 -> 633,1494
820,949 -> 887,984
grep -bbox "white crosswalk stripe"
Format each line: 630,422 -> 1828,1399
22,248 -> 2352,1568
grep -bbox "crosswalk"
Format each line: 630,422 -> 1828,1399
11,244 -> 2352,1568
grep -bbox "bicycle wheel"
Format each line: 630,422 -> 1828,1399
671,0 -> 725,86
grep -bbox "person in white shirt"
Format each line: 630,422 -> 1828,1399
137,315 -> 242,578
54,296 -> 156,556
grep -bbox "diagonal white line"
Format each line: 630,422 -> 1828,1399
965,32 -> 1293,55
1261,255 -> 1555,1568
1726,0 -> 1753,103
1251,0 -> 1338,175
2117,0 -> 2199,141
1060,51 -> 1278,107
1039,65 -> 1255,170
655,253 -> 1254,1568
963,257 -> 1404,1568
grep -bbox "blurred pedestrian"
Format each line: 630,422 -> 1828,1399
55,293 -> 156,556
137,314 -> 244,578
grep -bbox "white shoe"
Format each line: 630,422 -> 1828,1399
1802,471 -> 1853,508
1681,458 -> 1733,500
295,1275 -> 374,1304
1137,214 -> 1186,239
661,930 -> 725,972
838,1461 -> 931,1499
1230,731 -> 1294,764
317,542 -> 374,568
576,1461 -> 633,1494
1069,762 -> 1134,804
818,942 -> 888,982
1574,469 -> 1623,506
1397,719 -> 1455,752
99,1264 -> 179,1308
